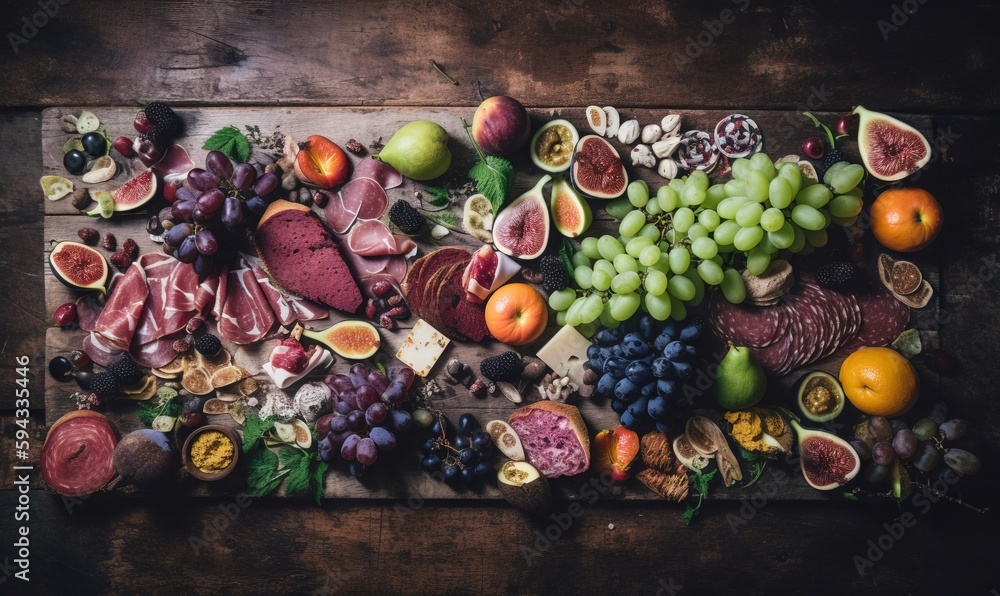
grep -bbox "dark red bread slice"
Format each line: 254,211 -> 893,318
439,264 -> 490,342
256,200 -> 362,314
403,248 -> 471,318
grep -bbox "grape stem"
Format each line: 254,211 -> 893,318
846,485 -> 989,513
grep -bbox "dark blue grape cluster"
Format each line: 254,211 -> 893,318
419,413 -> 495,486
590,315 -> 705,432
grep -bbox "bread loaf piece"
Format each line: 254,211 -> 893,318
508,401 -> 590,478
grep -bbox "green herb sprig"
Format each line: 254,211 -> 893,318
462,118 -> 513,214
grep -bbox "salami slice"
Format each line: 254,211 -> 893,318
841,285 -> 910,352
709,294 -> 787,348
750,333 -> 791,373
820,288 -> 862,359
40,411 -> 118,497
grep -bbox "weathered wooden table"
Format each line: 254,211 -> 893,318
2,1 -> 999,594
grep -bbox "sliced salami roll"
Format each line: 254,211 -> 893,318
841,285 -> 910,352
709,294 -> 787,348
40,411 -> 118,497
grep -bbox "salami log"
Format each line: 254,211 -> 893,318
40,411 -> 118,497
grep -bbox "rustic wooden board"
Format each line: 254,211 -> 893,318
43,106 -> 938,501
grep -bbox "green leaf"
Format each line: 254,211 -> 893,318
462,118 -> 513,213
277,445 -> 306,469
424,186 -> 451,207
137,395 -> 181,427
843,492 -> 859,501
137,402 -> 159,426
242,413 -> 275,453
690,469 -> 716,496
246,448 -> 284,497
558,238 -> 575,276
312,459 -> 329,506
284,452 -> 314,496
681,504 -> 699,525
203,126 -> 251,163
425,211 -> 461,230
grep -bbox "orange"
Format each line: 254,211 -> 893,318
839,347 -> 919,417
484,283 -> 548,346
870,188 -> 942,252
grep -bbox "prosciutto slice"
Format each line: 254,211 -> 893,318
343,177 -> 389,220
131,332 -> 185,368
353,158 -> 402,189
152,144 -> 195,177
217,265 -> 276,344
93,263 -> 148,351
83,333 -> 124,368
133,254 -> 216,345
324,188 -> 362,234
346,220 -> 417,257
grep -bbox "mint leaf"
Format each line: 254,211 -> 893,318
284,452 -> 314,496
204,126 -> 251,163
246,448 -> 284,497
425,211 -> 461,230
312,459 -> 329,505
462,118 -> 513,213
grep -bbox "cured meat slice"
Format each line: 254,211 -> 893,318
133,255 -> 213,345
403,248 -> 471,315
254,267 -> 296,327
818,287 -> 862,359
750,333 -> 791,373
131,332 -> 185,368
289,297 -> 328,322
346,220 -> 417,257
341,177 -> 389,220
217,266 -> 276,344
383,255 -> 407,284
40,411 -> 117,497
841,285 -> 910,352
323,189 -> 362,234
75,294 -> 104,332
508,402 -> 590,479
353,158 -> 403,189
152,144 -> 195,177
438,264 -> 490,342
709,294 -> 787,348
212,265 -> 229,322
93,263 -> 148,351
83,332 -> 124,368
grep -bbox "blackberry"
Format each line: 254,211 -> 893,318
107,355 -> 144,385
89,371 -> 121,399
819,150 -> 846,178
139,129 -> 170,150
143,102 -> 182,137
388,200 -> 425,234
193,333 -> 222,357
816,261 -> 856,290
539,255 -> 569,292
479,351 -> 523,383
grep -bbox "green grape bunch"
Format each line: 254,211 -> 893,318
550,152 -> 865,328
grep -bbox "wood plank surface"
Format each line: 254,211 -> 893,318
2,1 -> 999,114
41,106 -> 939,502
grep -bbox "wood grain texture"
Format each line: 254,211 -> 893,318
2,1 -> 999,112
6,490 -> 998,594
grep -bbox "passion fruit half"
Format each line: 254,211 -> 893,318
530,119 -> 579,174
794,370 -> 846,423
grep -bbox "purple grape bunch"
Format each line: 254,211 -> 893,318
161,150 -> 280,275
316,363 -> 416,477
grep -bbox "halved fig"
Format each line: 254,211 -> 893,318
486,419 -> 525,460
570,135 -> 627,200
49,241 -> 109,293
462,193 -> 494,244
530,119 -> 579,174
794,371 -> 845,423
790,418 -> 861,490
492,175 -> 551,260
111,170 -> 158,212
672,433 -> 712,471
890,260 -> 923,295
549,176 -> 592,237
302,320 -> 380,359
855,106 -> 931,182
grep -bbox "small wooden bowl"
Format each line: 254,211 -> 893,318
182,425 -> 240,481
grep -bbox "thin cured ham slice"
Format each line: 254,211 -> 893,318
75,294 -> 104,332
342,177 -> 389,220
93,263 -> 148,351
353,158 -> 403,189
40,411 -> 118,497
346,220 -> 417,257
324,188 -> 362,234
152,144 -> 195,177
254,267 -> 298,327
131,332 -> 185,368
217,265 -> 276,344
83,333 -> 124,368
289,297 -> 329,322
133,254 -> 216,346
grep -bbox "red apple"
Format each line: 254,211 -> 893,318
472,96 -> 531,155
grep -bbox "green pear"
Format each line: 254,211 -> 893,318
714,344 -> 767,410
374,120 -> 451,181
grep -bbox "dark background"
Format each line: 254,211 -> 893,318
1,1 -> 999,594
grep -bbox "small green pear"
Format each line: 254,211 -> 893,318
714,344 -> 767,410
374,120 -> 451,181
